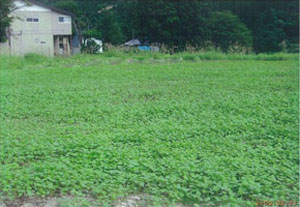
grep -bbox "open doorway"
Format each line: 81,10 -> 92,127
54,35 -> 71,56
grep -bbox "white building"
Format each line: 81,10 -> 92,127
0,0 -> 76,56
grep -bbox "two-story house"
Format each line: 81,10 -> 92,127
0,0 -> 75,56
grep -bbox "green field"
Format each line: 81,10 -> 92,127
0,53 -> 298,206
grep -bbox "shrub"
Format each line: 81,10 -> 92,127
182,54 -> 199,61
81,39 -> 101,54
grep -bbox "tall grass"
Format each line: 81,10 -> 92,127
98,49 -> 298,61
0,51 -> 297,71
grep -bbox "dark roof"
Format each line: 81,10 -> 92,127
21,0 -> 74,16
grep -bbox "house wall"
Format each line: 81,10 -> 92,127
0,41 -> 10,55
9,9 -> 54,56
52,12 -> 72,35
0,0 -> 72,56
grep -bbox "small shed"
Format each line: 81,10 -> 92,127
124,39 -> 141,47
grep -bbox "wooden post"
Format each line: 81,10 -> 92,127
63,37 -> 71,56
54,36 -> 60,56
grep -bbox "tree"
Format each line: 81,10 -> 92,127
248,1 -> 298,53
117,0 -> 211,49
173,1 -> 211,48
97,10 -> 124,45
210,0 -> 299,53
209,11 -> 253,52
32,0 -> 298,53
0,0 -> 13,42
252,9 -> 286,53
55,0 -> 79,14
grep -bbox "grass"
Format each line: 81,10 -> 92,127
0,52 -> 298,207
82,50 -> 299,61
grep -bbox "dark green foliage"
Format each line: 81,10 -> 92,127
55,0 -> 79,14
31,0 -> 298,53
252,6 -> 296,53
81,29 -> 102,41
173,1 -> 211,48
0,0 -> 13,42
116,0 -> 211,48
212,0 -> 299,53
209,11 -> 253,52
97,10 -> 125,45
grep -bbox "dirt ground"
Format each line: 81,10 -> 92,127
0,194 -> 174,207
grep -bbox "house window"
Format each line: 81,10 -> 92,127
27,18 -> 39,22
58,16 -> 71,23
59,17 -> 64,22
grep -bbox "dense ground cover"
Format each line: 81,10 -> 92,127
0,53 -> 298,206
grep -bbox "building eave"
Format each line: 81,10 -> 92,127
20,0 -> 75,17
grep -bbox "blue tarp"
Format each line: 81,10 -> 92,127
138,46 -> 151,51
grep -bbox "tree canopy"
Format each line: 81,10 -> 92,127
208,11 -> 253,52
1,0 -> 298,53
0,0 -> 13,42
